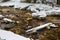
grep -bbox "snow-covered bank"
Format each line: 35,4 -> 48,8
0,1 -> 60,18
0,1 -> 33,9
10,0 -> 21,2
0,29 -> 30,40
0,0 -> 52,9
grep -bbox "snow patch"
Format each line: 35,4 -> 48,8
3,18 -> 15,22
0,29 -> 30,40
0,15 -> 4,18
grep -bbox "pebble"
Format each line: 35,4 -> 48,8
46,26 -> 50,29
26,18 -> 32,20
16,21 -> 20,24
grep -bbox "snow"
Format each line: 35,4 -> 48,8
49,24 -> 57,27
3,18 -> 15,22
0,29 -> 30,40
46,7 -> 60,15
38,11 -> 47,17
0,1 -> 15,6
32,13 -> 39,17
32,11 -> 47,17
14,3 -> 32,9
10,0 -> 21,2
31,5 -> 60,17
0,0 -> 60,17
0,1 -> 32,9
0,15 -> 4,18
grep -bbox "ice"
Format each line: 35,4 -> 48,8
0,29 -> 30,40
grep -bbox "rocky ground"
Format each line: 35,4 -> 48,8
0,6 -> 60,40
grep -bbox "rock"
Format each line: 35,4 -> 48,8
0,22 -> 16,29
0,0 -> 3,2
0,15 -> 4,19
27,26 -> 32,29
16,21 -> 20,24
46,26 -> 51,29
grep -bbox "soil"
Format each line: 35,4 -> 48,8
0,6 -> 60,40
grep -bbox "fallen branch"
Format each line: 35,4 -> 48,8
26,23 -> 57,33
